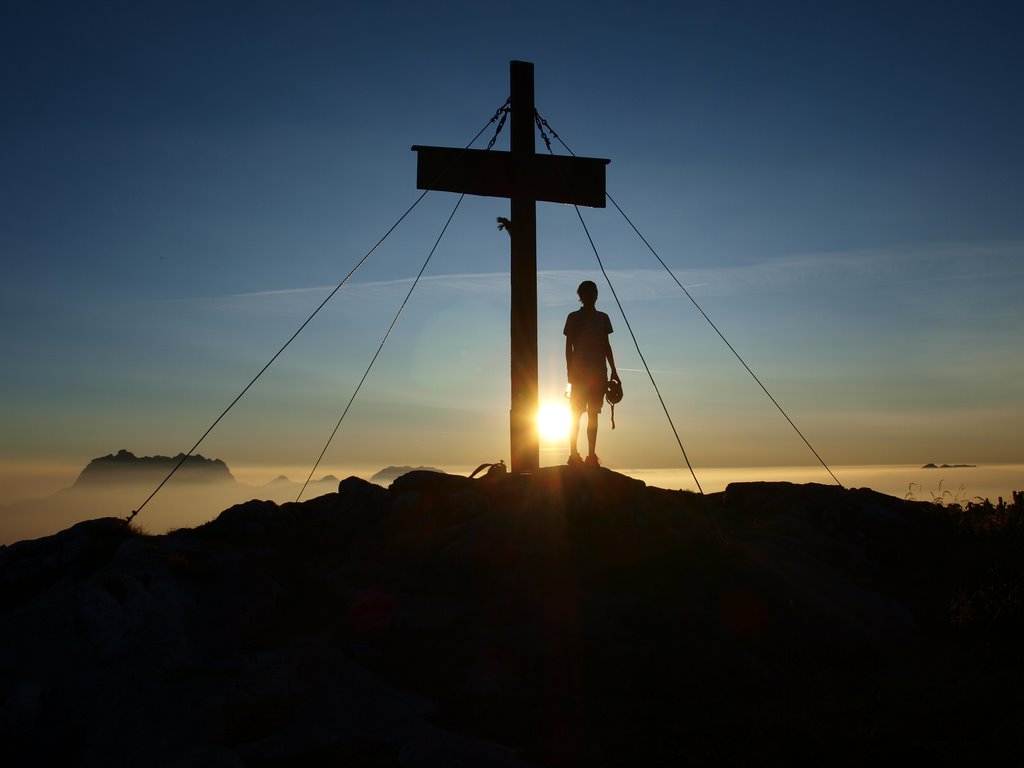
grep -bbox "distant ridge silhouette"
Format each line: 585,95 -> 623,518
73,449 -> 234,485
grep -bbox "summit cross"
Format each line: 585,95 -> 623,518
412,60 -> 610,473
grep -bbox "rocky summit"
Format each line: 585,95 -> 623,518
73,449 -> 235,486
1,468 -> 1021,766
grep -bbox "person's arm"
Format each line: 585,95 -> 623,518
606,338 -> 619,382
565,336 -> 573,381
604,315 -> 619,381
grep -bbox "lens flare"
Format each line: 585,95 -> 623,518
537,401 -> 572,442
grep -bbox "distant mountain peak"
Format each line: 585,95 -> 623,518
73,450 -> 235,486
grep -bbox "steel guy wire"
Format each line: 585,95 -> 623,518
128,101 -> 513,523
535,110 -> 842,489
297,194 -> 467,501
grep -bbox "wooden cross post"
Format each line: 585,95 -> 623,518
412,60 -> 609,473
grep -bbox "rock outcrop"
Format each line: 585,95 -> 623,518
1,468 -> 1020,765
370,465 -> 445,485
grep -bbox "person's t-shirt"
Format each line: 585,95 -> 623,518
564,309 -> 613,382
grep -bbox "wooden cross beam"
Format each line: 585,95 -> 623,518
412,60 -> 609,474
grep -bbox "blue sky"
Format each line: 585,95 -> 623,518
2,0 -> 1022,493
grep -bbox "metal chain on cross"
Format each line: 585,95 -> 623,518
534,111 -> 558,152
486,97 -> 511,150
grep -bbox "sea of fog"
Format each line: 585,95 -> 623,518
1,463 -> 1021,546
617,463 -> 1024,506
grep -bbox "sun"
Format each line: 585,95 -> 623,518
537,400 -> 572,443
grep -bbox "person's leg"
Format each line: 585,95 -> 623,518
569,407 -> 583,459
568,383 -> 587,462
586,406 -> 599,457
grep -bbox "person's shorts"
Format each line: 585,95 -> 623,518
570,371 -> 605,414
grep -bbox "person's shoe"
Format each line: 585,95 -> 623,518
585,454 -> 601,468
567,452 -> 584,467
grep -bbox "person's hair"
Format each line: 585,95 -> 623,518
577,280 -> 598,303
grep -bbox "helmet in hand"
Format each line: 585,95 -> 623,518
605,378 -> 623,405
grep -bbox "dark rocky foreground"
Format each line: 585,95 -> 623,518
2,468 -> 1022,766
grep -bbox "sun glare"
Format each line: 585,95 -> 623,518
537,401 -> 572,443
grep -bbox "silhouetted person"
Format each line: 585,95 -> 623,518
564,280 -> 618,467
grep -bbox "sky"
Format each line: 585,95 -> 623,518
2,0 -> 1023,500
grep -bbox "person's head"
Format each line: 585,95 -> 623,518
577,280 -> 598,307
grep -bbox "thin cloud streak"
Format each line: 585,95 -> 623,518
161,239 -> 1024,310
